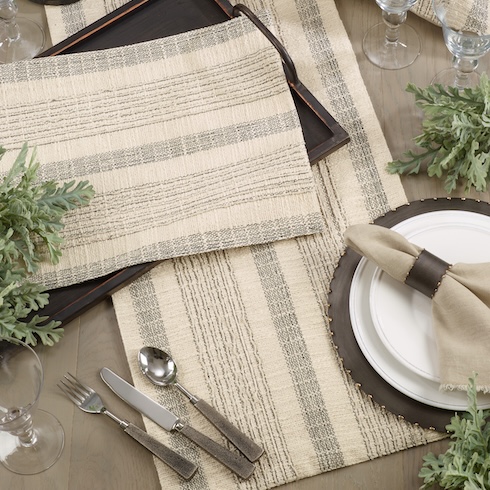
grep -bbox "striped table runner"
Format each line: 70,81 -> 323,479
42,0 -> 447,488
107,1 -> 444,488
0,15 -> 323,290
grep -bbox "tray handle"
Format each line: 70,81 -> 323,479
232,3 -> 298,85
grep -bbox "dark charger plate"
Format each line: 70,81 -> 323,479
329,198 -> 490,432
35,0 -> 349,326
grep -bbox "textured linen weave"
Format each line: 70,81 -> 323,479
44,0 -> 490,46
412,0 -> 490,28
72,0 -> 447,488
0,16 -> 324,290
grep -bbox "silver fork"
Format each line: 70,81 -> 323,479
58,372 -> 197,480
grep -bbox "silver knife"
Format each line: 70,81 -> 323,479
100,368 -> 255,479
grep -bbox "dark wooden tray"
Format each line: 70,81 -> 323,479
36,0 -> 350,326
329,198 -> 490,431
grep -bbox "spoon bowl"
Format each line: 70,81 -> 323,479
138,346 -> 177,387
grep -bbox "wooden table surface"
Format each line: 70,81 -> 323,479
3,0 -> 490,488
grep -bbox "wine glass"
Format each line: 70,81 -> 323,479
0,0 -> 44,64
0,337 -> 64,474
363,0 -> 421,70
432,0 -> 490,89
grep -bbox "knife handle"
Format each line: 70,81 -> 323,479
178,424 -> 255,479
123,422 -> 198,480
193,399 -> 264,462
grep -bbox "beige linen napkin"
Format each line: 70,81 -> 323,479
0,15 -> 323,290
345,223 -> 490,394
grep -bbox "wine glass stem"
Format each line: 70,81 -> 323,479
453,56 -> 479,87
382,10 -> 408,44
2,19 -> 20,43
8,410 -> 38,447
0,0 -> 20,44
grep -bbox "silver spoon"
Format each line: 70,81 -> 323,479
138,346 -> 264,462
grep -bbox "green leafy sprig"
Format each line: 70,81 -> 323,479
387,74 -> 490,193
419,376 -> 490,489
0,143 -> 94,346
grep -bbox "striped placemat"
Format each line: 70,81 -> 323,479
0,14 -> 323,290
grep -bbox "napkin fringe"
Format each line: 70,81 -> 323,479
440,383 -> 490,395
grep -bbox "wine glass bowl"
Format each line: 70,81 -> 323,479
0,337 -> 64,474
432,0 -> 490,88
363,0 -> 421,70
0,0 -> 44,64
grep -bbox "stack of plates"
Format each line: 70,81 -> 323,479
349,210 -> 490,411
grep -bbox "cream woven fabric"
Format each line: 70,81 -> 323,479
43,0 -> 445,488
44,0 -> 485,46
0,16 -> 324,290
412,0 -> 490,28
112,1 -> 447,488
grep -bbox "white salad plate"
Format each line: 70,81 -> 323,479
349,210 -> 490,411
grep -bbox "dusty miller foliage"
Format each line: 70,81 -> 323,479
0,143 -> 94,346
388,74 -> 490,193
419,376 -> 490,490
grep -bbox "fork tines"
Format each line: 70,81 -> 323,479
58,372 -> 92,405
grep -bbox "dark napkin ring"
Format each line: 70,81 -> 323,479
405,249 -> 450,298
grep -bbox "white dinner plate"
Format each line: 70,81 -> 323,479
350,210 -> 490,410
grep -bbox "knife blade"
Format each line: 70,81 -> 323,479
100,367 -> 255,479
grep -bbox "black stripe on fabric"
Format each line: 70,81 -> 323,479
294,0 -> 391,221
172,250 -> 297,487
466,0 -> 488,33
251,243 -> 344,471
60,2 -> 88,40
127,273 -> 211,490
288,0 -> 433,457
32,214 -> 323,289
0,16 -> 259,82
33,111 -> 301,182
59,145 -> 315,245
